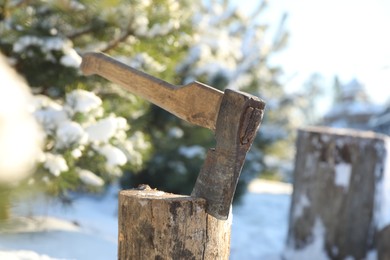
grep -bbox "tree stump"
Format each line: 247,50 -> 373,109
118,187 -> 231,260
286,126 -> 390,259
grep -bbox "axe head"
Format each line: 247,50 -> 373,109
192,89 -> 265,220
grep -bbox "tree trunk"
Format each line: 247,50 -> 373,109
118,188 -> 231,260
286,126 -> 390,259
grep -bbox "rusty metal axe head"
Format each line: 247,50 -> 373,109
192,89 -> 264,220
80,52 -> 265,220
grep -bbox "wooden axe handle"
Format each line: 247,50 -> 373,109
81,52 -> 223,131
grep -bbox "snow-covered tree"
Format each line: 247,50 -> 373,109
0,0 -> 194,93
1,0 -> 295,200
323,79 -> 382,130
0,1 -> 163,199
30,89 -> 150,198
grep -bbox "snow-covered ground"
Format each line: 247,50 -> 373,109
231,180 -> 291,259
0,180 -> 292,260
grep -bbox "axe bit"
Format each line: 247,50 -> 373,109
81,52 -> 265,220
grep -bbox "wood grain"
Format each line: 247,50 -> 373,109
118,189 -> 231,260
81,52 -> 223,131
286,126 -> 390,259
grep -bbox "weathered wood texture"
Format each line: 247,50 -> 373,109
286,126 -> 390,259
81,52 -> 223,131
118,189 -> 231,260
192,89 -> 265,220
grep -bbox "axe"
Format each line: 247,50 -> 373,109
81,52 -> 265,220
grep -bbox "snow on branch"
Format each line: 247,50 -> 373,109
31,89 -> 150,192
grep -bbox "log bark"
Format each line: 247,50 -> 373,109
118,188 -> 231,260
286,126 -> 390,259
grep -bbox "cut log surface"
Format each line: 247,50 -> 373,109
118,189 -> 231,260
286,126 -> 390,260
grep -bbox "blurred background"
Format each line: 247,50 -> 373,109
0,0 -> 389,259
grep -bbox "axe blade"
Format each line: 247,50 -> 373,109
191,89 -> 265,220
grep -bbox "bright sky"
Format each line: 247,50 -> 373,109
234,0 -> 390,112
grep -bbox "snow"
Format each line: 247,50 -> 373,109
177,1 -> 265,88
60,48 -> 82,68
0,216 -> 79,234
231,181 -> 291,259
69,0 -> 86,11
0,54 -> 43,184
326,102 -> 382,118
71,148 -> 82,159
30,89 -> 149,188
341,79 -> 364,97
86,117 -> 127,143
34,106 -> 68,134
42,153 -> 69,177
132,16 -> 149,36
168,127 -> 184,138
13,36 -> 81,68
126,53 -> 166,73
292,193 -> 310,219
1,185 -> 119,260
147,20 -> 179,38
128,131 -> 150,150
30,95 -> 61,111
55,121 -> 87,149
323,79 -> 383,128
381,139 -> 390,229
96,144 -> 127,168
77,169 -> 104,187
178,145 -> 205,158
334,162 -> 352,190
284,218 -> 328,260
367,250 -> 378,260
0,180 -> 291,260
122,141 -> 144,167
248,179 -> 292,194
65,89 -> 102,114
0,230 -> 116,260
129,1 -> 180,39
0,251 -> 57,260
369,109 -> 390,129
264,155 -> 284,168
374,138 -> 390,230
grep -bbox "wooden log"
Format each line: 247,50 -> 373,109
285,126 -> 390,259
377,226 -> 390,260
118,187 -> 231,260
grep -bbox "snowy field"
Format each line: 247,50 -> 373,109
0,180 -> 292,260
